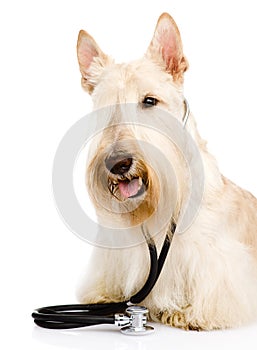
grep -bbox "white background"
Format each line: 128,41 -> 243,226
1,0 -> 257,349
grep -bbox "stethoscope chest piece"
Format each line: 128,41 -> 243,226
119,306 -> 154,335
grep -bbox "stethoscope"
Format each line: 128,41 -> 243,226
32,99 -> 190,335
32,222 -> 176,335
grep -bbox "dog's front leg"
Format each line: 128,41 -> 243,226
77,248 -> 123,304
77,244 -> 150,304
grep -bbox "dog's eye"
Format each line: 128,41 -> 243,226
142,96 -> 158,107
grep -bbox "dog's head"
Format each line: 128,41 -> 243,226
77,13 -> 190,230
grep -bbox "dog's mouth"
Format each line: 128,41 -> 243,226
108,176 -> 148,201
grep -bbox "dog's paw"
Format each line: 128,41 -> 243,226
152,309 -> 205,331
80,295 -> 119,305
78,288 -> 120,305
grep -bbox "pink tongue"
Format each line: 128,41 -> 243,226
118,178 -> 140,199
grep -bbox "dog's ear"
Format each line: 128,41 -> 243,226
146,13 -> 188,84
77,30 -> 110,93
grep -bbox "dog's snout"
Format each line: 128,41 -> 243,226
105,155 -> 133,175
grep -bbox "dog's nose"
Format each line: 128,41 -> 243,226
105,156 -> 133,175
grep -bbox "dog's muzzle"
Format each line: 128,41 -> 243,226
105,154 -> 148,200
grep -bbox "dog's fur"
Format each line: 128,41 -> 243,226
76,13 -> 257,330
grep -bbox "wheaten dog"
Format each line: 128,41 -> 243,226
76,13 -> 257,330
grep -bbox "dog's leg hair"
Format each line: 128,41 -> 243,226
145,226 -> 257,330
77,242 -> 151,304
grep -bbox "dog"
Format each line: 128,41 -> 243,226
76,13 -> 257,330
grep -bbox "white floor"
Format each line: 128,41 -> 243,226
31,321 -> 257,350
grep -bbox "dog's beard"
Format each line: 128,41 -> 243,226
86,155 -> 160,227
86,136 -> 178,229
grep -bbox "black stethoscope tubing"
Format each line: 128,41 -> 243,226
32,222 -> 176,329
